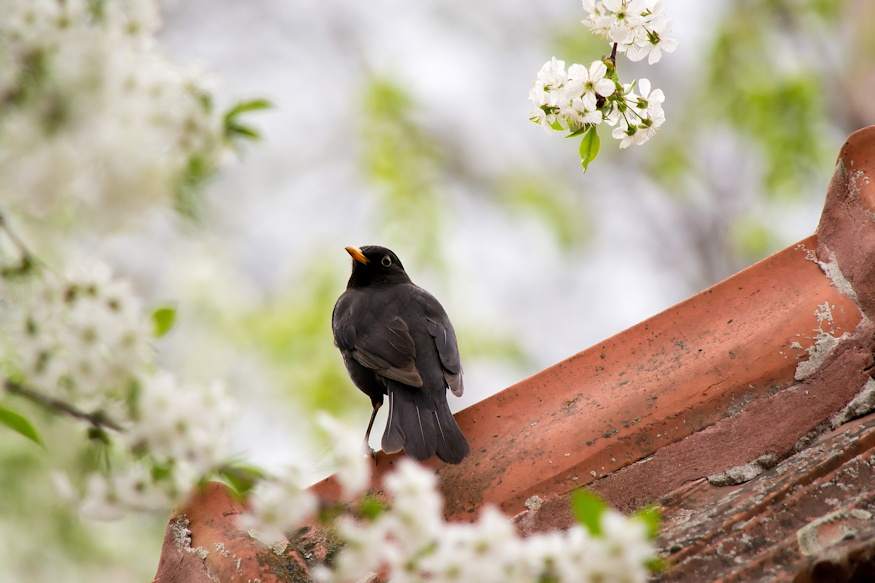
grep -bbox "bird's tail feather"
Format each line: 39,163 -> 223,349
432,397 -> 470,464
381,382 -> 469,464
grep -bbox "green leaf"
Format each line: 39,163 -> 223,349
226,123 -> 261,140
223,99 -> 272,143
566,124 -> 589,138
174,153 -> 212,220
358,495 -> 387,521
570,489 -> 606,536
152,306 -> 176,338
632,505 -> 662,539
223,98 -> 272,121
219,464 -> 267,497
151,462 -> 174,483
579,125 -> 600,173
0,406 -> 44,448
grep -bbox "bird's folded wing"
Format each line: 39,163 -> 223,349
426,316 -> 464,397
351,316 -> 424,387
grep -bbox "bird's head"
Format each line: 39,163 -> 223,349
345,245 -> 411,288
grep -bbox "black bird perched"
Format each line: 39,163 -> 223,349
332,245 -> 470,464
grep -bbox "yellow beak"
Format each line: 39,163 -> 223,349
345,246 -> 369,264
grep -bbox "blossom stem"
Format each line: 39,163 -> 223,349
609,42 -> 618,65
4,379 -> 123,432
0,210 -> 38,276
627,102 -> 647,122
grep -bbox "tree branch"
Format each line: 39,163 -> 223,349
3,379 -> 123,432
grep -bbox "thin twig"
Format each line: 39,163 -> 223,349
4,379 -> 124,432
0,210 -> 37,276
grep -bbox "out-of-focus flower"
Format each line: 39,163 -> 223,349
127,373 -> 235,488
317,412 -> 371,498
0,0 -> 227,228
318,457 -> 657,583
237,466 -> 319,545
0,260 -> 153,411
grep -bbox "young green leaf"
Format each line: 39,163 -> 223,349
219,464 -> 267,497
570,489 -> 606,536
223,98 -> 272,121
579,125 -> 601,172
223,99 -> 272,142
0,406 -> 44,448
226,123 -> 261,140
152,306 -> 176,338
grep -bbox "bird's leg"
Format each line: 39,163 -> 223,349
363,401 -> 381,464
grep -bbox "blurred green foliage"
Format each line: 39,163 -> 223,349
704,1 -> 832,197
640,0 -> 863,276
652,0 -> 840,198
730,216 -> 777,264
175,98 -> 272,219
360,77 -> 444,268
233,264 -> 355,416
502,173 -> 592,249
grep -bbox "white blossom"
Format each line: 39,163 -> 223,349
238,466 -> 319,545
609,79 -> 665,148
317,412 -> 371,498
626,14 -> 678,64
127,372 -> 235,484
529,57 -> 570,133
581,0 -> 676,63
566,61 -> 616,111
584,0 -> 649,45
531,57 -> 568,107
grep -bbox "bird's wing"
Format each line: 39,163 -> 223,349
418,291 -> 464,397
333,296 -> 423,387
353,316 -> 423,387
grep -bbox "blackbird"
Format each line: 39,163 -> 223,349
332,245 -> 470,464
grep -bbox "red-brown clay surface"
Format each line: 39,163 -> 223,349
153,482 -> 310,582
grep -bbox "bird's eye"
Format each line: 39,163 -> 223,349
381,255 -> 392,267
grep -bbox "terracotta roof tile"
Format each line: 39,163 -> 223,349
154,127 -> 875,582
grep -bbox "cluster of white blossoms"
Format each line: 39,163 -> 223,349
0,0 -> 226,225
530,0 -> 676,166
302,458 -> 656,583
0,260 -> 237,518
0,260 -> 152,411
237,419 -> 656,583
582,0 -> 678,64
